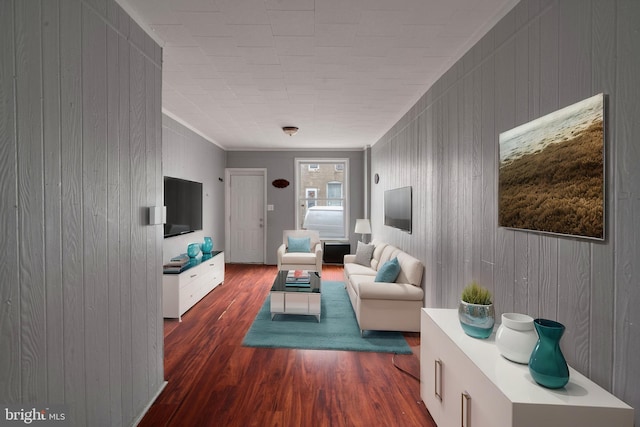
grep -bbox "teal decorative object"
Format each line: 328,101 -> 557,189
287,236 -> 310,253
201,237 -> 213,254
374,257 -> 401,282
458,301 -> 495,339
187,243 -> 201,258
529,319 -> 570,389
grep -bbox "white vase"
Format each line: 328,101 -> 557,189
495,313 -> 538,364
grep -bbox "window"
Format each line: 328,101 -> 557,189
326,182 -> 342,206
305,188 -> 318,208
295,158 -> 349,239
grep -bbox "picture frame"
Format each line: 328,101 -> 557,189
498,93 -> 605,240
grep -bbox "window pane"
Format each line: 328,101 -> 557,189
306,188 -> 317,208
327,182 -> 342,206
298,160 -> 347,239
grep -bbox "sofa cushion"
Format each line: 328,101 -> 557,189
375,257 -> 401,282
287,236 -> 310,253
354,241 -> 375,266
395,251 -> 425,287
358,281 -> 424,301
282,252 -> 316,264
370,242 -> 388,270
379,245 -> 401,267
344,262 -> 377,278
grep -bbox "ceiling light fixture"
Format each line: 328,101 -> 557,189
282,126 -> 299,136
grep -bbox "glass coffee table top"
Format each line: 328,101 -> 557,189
270,270 -> 321,293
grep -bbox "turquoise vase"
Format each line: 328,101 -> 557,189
458,301 -> 495,339
201,236 -> 213,254
187,243 -> 201,258
529,319 -> 569,389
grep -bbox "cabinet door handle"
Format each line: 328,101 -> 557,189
461,391 -> 471,427
434,359 -> 442,401
190,274 -> 197,279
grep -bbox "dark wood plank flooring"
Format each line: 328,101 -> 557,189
139,264 -> 436,427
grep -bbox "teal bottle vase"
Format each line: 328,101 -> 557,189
201,236 -> 213,254
528,319 -> 569,389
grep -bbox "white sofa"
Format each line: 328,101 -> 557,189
277,230 -> 323,272
343,240 -> 424,334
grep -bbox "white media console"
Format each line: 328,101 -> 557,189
420,308 -> 633,427
163,251 -> 224,321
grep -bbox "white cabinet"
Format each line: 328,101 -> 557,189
163,251 -> 224,320
420,308 -> 634,427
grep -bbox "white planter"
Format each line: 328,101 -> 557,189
495,313 -> 538,364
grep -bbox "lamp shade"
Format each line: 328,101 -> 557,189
354,219 -> 372,234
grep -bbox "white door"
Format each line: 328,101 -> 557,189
226,169 -> 266,263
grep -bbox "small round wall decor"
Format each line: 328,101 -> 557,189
272,179 -> 290,188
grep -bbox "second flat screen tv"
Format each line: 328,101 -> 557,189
384,186 -> 412,233
164,176 -> 203,238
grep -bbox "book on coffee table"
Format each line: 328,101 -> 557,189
286,270 -> 311,285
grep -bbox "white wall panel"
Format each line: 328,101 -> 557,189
589,0 -> 616,390
42,0 -> 65,406
15,0 -> 47,403
0,0 -> 20,406
59,0 -> 86,422
613,0 -> 640,409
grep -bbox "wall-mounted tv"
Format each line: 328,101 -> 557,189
384,186 -> 412,234
164,176 -> 203,238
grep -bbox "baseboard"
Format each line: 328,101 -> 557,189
132,380 -> 168,427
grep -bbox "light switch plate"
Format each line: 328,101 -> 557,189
149,206 -> 166,225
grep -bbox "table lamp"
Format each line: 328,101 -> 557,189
354,219 -> 372,243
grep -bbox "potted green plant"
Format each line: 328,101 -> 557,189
458,281 -> 495,339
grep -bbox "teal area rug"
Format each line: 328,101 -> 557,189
242,281 -> 412,354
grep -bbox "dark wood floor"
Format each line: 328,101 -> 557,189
139,264 -> 436,427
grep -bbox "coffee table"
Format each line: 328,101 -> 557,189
270,270 -> 321,322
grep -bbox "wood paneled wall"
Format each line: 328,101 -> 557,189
0,0 -> 164,425
371,0 -> 639,419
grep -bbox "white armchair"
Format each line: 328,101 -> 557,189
277,230 -> 323,272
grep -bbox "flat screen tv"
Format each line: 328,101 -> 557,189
164,176 -> 203,238
384,186 -> 412,233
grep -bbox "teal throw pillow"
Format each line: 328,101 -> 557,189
375,257 -> 401,282
288,236 -> 311,253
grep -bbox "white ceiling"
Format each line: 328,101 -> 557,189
120,0 -> 518,150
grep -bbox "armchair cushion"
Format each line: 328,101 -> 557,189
375,257 -> 401,283
287,236 -> 311,253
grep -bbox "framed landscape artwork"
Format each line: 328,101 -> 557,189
498,93 -> 605,240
